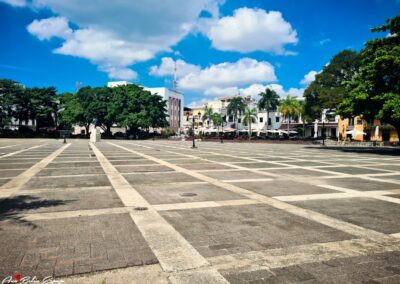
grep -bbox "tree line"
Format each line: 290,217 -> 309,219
0,80 -> 169,136
304,16 -> 400,136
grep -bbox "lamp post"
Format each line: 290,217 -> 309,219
191,112 -> 201,149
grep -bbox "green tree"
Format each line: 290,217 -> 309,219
257,88 -> 280,131
202,106 -> 214,128
212,112 -> 223,138
28,87 -> 58,131
58,92 -> 86,130
304,50 -> 361,119
0,79 -> 22,127
227,96 -> 246,136
338,16 -> 400,137
280,95 -> 301,136
242,106 -> 258,140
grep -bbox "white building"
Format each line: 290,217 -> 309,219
144,87 -> 184,132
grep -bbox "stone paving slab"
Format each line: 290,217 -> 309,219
0,169 -> 27,178
266,168 -> 337,177
134,182 -> 244,204
161,204 -> 352,258
22,175 -> 111,189
178,163 -> 237,171
0,213 -> 158,280
320,177 -> 400,191
0,188 -> 123,214
123,172 -> 201,185
0,178 -> 11,186
45,162 -> 101,168
291,197 -> 400,234
201,170 -> 271,180
229,180 -> 338,196
37,167 -> 105,176
116,165 -> 174,173
221,251 -> 400,284
315,166 -> 389,175
228,162 -> 287,169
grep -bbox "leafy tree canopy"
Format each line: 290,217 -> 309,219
304,50 -> 361,120
337,16 -> 400,135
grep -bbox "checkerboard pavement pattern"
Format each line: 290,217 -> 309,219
1,138 -> 400,283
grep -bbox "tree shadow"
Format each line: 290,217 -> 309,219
0,195 -> 68,229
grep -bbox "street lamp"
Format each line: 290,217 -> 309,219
191,112 -> 201,149
221,116 -> 227,143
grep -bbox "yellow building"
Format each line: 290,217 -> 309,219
338,116 -> 399,142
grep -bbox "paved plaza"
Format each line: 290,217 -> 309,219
1,139 -> 400,283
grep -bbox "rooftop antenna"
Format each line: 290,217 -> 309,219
76,82 -> 82,92
173,60 -> 178,91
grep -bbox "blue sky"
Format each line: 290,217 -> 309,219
0,0 -> 399,106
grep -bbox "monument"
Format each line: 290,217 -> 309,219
90,118 -> 101,142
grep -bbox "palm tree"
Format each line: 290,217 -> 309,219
202,106 -> 213,129
279,95 -> 301,137
212,112 -> 223,139
227,96 -> 245,136
257,88 -> 280,132
242,106 -> 258,140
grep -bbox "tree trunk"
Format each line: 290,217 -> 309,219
85,124 -> 90,136
248,121 -> 251,141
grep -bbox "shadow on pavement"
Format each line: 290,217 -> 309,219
0,195 -> 67,229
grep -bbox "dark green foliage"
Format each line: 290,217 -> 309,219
304,50 -> 361,120
337,16 -> 400,136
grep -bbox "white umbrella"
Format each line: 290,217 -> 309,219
375,126 -> 379,141
267,130 -> 279,133
314,120 -> 318,138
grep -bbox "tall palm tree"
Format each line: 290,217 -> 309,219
257,88 -> 280,131
279,95 -> 301,136
242,106 -> 258,140
227,96 -> 245,136
202,106 -> 213,129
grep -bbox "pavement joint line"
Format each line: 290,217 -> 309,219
151,141 -> 400,206
118,142 -> 391,242
122,171 -> 176,175
221,178 -> 274,183
91,143 -> 227,281
0,145 -> 18,149
207,237 -> 400,272
153,199 -> 260,211
34,173 -> 106,179
0,143 -> 71,198
16,185 -> 114,194
0,144 -> 46,159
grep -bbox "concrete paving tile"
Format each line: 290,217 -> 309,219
0,213 -> 158,280
321,177 -> 400,191
22,175 -> 111,189
123,172 -> 200,184
161,204 -> 352,258
315,166 -> 389,175
231,180 -> 337,196
266,168 -> 337,177
134,182 -> 243,204
291,197 -> 400,234
201,170 -> 270,180
116,165 -> 173,173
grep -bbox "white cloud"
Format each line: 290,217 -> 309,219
20,0 -> 223,80
179,58 -> 277,90
0,0 -> 27,7
300,70 -> 318,85
27,17 -> 72,40
207,8 -> 298,54
204,83 -> 304,99
149,57 -> 201,78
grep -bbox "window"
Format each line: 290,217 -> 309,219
228,115 -> 233,122
357,118 -> 363,125
238,118 -> 241,123
276,117 -> 280,123
268,118 -> 272,126
259,117 -> 263,123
